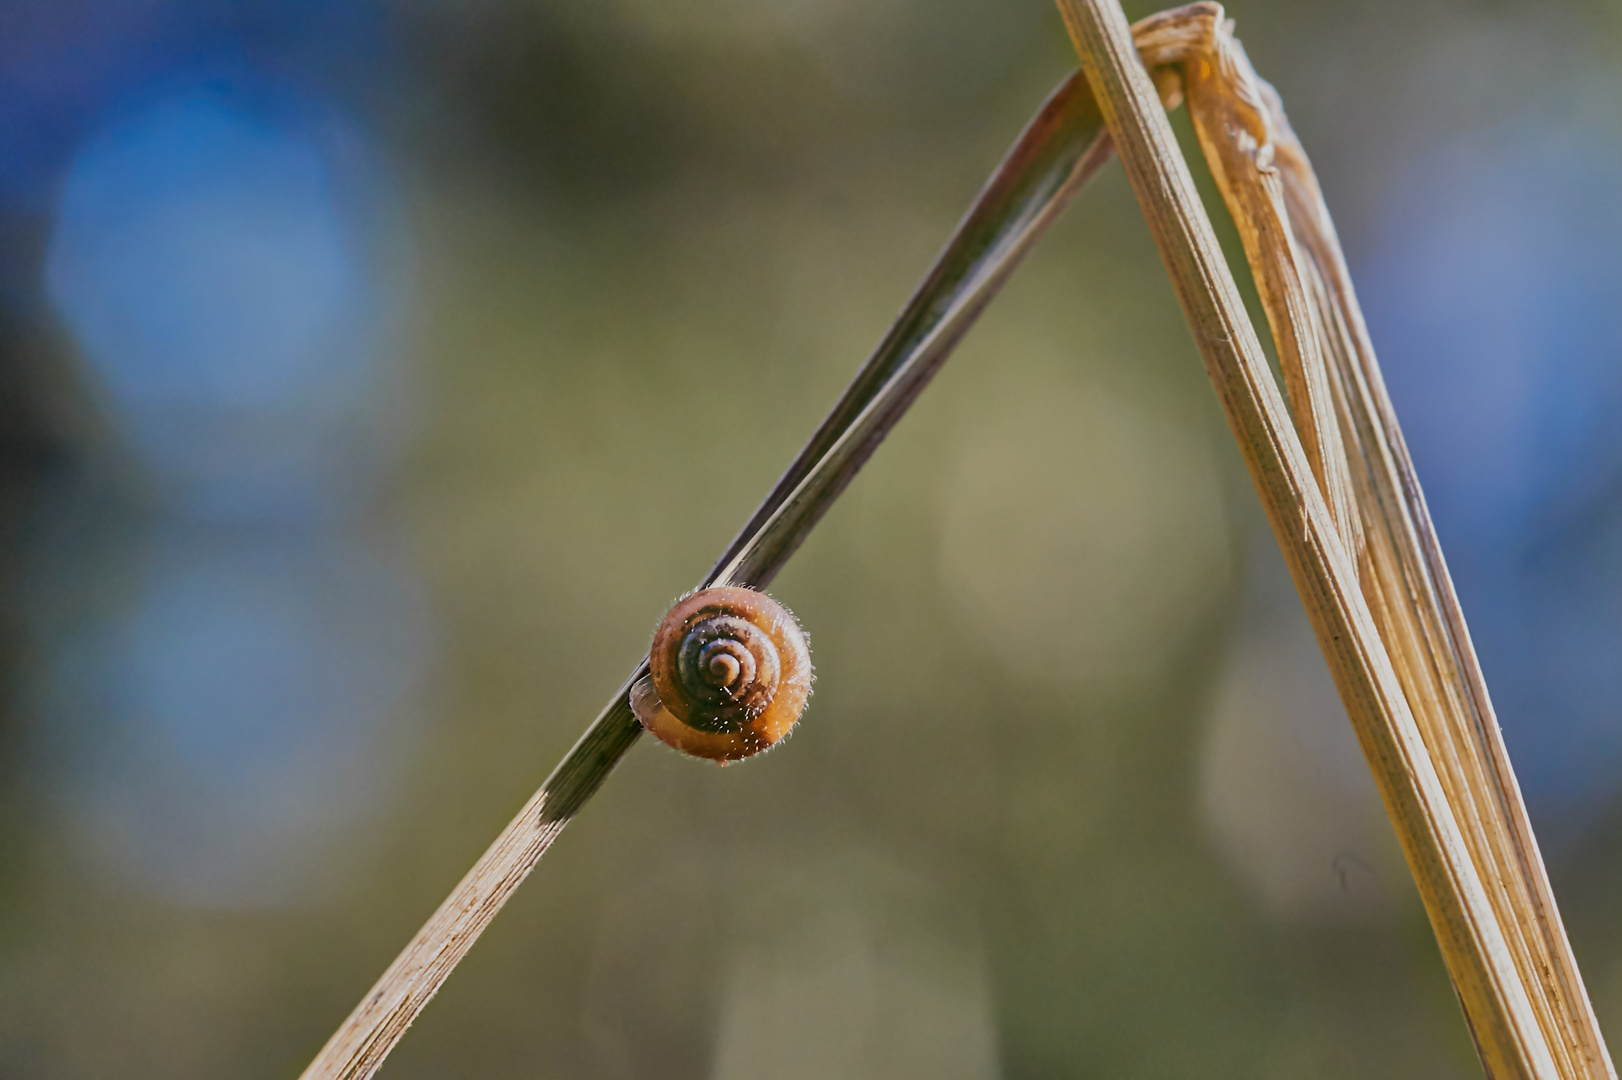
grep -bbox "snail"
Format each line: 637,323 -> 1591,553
629,586 -> 811,763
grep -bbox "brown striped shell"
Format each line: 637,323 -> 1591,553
629,586 -> 811,763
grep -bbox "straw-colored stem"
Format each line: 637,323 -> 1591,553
296,71 -> 1120,1080
1051,1 -> 1555,1077
1151,7 -> 1362,558
1267,76 -> 1617,1080
1135,5 -> 1612,1075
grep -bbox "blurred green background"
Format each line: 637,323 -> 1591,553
1,0 -> 1621,1076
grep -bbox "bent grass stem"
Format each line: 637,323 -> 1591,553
1055,2 -> 1611,1077
298,66 -> 1120,1080
301,6 -> 1615,1077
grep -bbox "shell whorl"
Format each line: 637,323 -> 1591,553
631,586 -> 811,763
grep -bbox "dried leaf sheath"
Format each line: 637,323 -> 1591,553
1110,4 -> 1614,1078
1055,1 -> 1566,1077
1137,8 -> 1364,560
1260,58 -> 1618,1080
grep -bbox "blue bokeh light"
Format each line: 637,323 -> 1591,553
46,87 -> 395,520
29,66 -> 430,906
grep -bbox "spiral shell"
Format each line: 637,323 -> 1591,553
630,586 -> 811,763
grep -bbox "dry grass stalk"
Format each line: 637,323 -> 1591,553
1059,1 -> 1614,1077
1266,67 -> 1616,1080
1160,10 -> 1615,1078
297,72 -> 1121,1080
1059,0 -> 1540,1071
300,4 -> 1615,1076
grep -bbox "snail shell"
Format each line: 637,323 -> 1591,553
630,586 -> 811,763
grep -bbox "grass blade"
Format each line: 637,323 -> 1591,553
1052,1 -> 1560,1076
1135,6 -> 1614,1076
297,69 -> 1118,1080
1263,48 -> 1617,1080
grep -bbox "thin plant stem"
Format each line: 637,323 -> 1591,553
297,70 -> 1120,1080
303,7 -> 1612,1077
1142,6 -> 1614,1076
1273,86 -> 1615,1080
1050,0 -> 1558,1077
